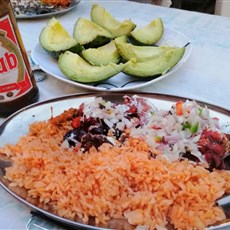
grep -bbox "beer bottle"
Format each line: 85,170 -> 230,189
0,0 -> 39,117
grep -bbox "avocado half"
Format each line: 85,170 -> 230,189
91,4 -> 136,37
129,18 -> 164,45
39,17 -> 83,58
73,17 -> 113,48
115,35 -> 177,62
81,40 -> 120,66
58,51 -> 125,83
123,47 -> 185,77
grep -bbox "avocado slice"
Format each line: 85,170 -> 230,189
73,17 -> 113,48
39,17 -> 83,59
58,51 -> 125,83
91,4 -> 136,37
129,18 -> 164,45
115,35 -> 177,62
114,35 -> 128,44
123,47 -> 185,77
81,40 -> 120,66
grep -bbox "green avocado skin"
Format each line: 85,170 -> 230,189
123,48 -> 185,78
48,44 -> 84,59
58,51 -> 125,83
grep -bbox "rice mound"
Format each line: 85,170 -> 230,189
2,120 -> 230,230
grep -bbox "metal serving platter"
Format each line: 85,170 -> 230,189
0,92 -> 229,229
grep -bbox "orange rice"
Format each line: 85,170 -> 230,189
1,120 -> 230,230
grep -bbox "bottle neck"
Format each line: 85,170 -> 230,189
0,0 -> 11,16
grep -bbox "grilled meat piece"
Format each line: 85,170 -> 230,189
198,129 -> 230,170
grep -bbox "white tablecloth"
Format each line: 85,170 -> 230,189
19,0 -> 230,109
0,0 -> 230,229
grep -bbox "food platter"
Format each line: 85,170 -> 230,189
32,26 -> 192,92
0,92 -> 229,230
12,0 -> 81,19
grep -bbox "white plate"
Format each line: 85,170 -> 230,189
13,0 -> 81,19
32,26 -> 192,92
0,92 -> 229,230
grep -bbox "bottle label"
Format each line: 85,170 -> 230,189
0,14 -> 33,102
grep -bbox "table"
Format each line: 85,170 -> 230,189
16,0 -> 230,110
0,0 -> 230,229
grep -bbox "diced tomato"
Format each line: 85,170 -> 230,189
176,101 -> 184,116
71,117 -> 81,128
73,145 -> 80,152
77,103 -> 84,116
151,125 -> 161,130
128,105 -> 137,113
212,117 -> 219,121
